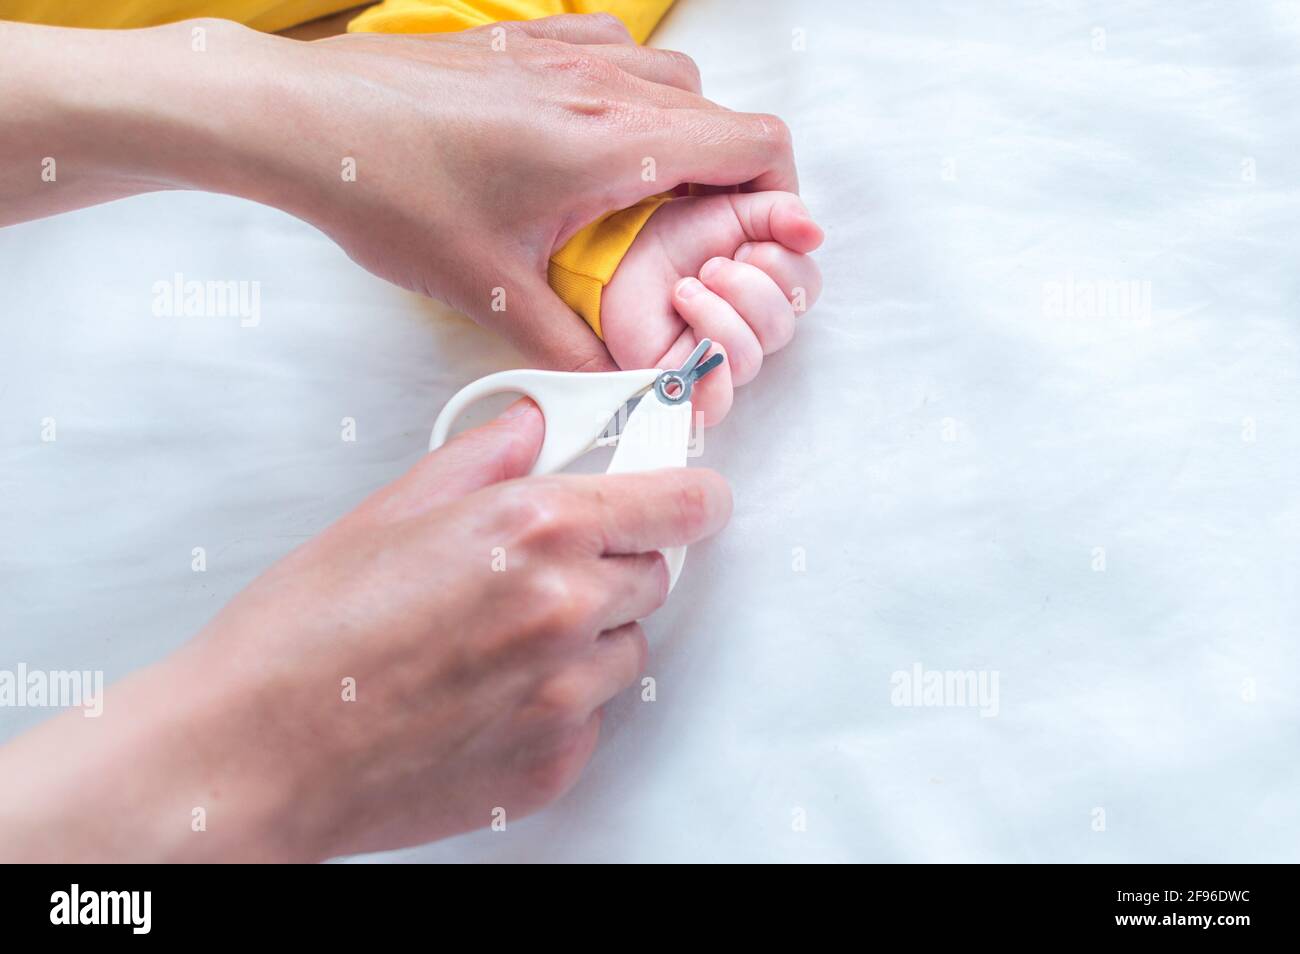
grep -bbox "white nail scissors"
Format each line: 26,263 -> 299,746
430,340 -> 724,590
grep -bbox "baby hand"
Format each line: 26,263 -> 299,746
600,191 -> 824,425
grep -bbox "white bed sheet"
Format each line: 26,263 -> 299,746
2,0 -> 1298,862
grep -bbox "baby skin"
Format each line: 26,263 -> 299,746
598,191 -> 824,425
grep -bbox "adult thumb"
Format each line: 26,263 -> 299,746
362,399 -> 545,524
500,275 -> 619,374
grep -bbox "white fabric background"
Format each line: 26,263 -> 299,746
2,0 -> 1298,862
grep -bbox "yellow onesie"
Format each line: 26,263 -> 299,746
1,0 -> 677,339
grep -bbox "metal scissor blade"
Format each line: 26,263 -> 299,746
595,339 -> 726,445
680,338 -> 712,375
595,387 -> 653,446
692,352 -> 724,380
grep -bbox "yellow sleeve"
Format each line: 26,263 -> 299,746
1,0 -> 669,41
347,0 -> 671,45
349,0 -> 676,338
546,195 -> 669,338
3,0 -> 677,340
0,1 -> 357,32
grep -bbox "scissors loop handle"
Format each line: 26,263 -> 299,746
429,368 -> 660,476
429,344 -> 723,592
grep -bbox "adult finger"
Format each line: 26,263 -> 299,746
481,272 -> 618,374
619,109 -> 799,202
563,467 -> 733,555
560,622 -> 650,714
592,552 -> 670,630
583,44 -> 702,94
363,400 -> 544,523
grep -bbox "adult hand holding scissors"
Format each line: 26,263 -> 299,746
0,401 -> 731,861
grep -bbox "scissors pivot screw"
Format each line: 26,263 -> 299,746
653,338 -> 724,405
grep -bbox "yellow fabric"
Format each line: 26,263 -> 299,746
2,0 -> 677,339
0,0 -> 672,44
546,195 -> 668,338
0,0 -> 356,32
349,0 -> 669,44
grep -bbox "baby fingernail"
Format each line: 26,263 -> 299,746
735,243 -> 754,262
677,277 -> 704,299
699,257 -> 724,280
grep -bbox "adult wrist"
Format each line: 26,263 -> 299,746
137,641 -> 338,862
2,19 -> 306,213
0,645 -> 324,862
103,19 -> 300,201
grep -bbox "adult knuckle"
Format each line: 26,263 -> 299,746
560,94 -> 633,125
527,567 -> 577,610
495,484 -> 569,544
660,49 -> 702,88
534,673 -> 589,724
544,49 -> 621,85
527,570 -> 595,635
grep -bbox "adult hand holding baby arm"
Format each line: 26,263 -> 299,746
282,14 -> 799,373
0,401 -> 732,861
0,14 -> 797,375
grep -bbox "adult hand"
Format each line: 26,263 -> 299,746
278,14 -> 800,371
1,15 -> 798,373
0,401 -> 732,861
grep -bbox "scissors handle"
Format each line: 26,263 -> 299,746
429,368 -> 660,475
430,365 -> 700,592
